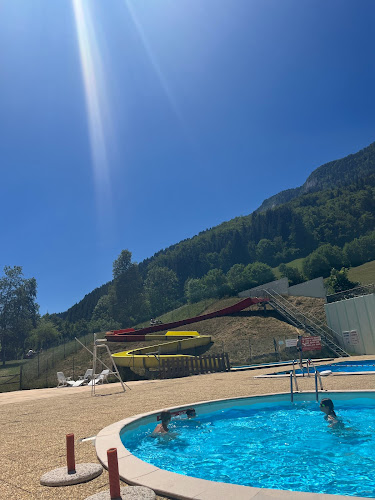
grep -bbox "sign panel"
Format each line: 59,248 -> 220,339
350,330 -> 360,345
285,338 -> 298,347
302,336 -> 321,351
342,331 -> 351,344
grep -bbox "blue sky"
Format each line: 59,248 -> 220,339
0,0 -> 374,315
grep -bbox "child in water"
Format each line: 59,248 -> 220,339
320,398 -> 342,427
153,411 -> 172,434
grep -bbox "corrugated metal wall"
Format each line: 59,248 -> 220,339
325,294 -> 375,354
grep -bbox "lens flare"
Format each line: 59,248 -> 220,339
123,0 -> 182,121
71,0 -> 113,227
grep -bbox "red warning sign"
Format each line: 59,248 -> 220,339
302,336 -> 322,351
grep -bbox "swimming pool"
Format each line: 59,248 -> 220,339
274,359 -> 375,375
96,391 -> 375,500
121,395 -> 375,497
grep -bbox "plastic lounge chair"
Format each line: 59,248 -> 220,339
88,369 -> 110,386
57,372 -> 76,388
72,369 -> 94,387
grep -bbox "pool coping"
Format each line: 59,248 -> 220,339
96,390 -> 375,500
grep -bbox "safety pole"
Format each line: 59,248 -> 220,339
107,448 -> 121,499
66,434 -> 76,474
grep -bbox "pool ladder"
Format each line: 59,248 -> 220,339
290,359 -> 324,402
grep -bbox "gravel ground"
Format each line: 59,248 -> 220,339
1,356 -> 374,500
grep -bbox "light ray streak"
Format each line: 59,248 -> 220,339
71,0 -> 113,225
124,0 -> 183,123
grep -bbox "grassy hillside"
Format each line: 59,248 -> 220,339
348,260 -> 375,285
34,295 -> 331,387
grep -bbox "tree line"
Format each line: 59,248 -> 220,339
60,174 -> 375,326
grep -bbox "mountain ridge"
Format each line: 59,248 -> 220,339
256,141 -> 375,212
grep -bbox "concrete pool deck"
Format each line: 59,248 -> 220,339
1,355 -> 374,499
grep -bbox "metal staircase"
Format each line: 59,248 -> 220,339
261,289 -> 350,357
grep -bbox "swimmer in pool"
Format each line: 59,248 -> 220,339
153,411 -> 172,434
186,408 -> 196,418
320,398 -> 342,427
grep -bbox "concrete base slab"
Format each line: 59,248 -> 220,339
40,463 -> 103,486
84,486 -> 156,500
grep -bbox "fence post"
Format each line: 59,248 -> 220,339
37,352 -> 40,377
73,357 -> 75,380
19,364 -> 23,390
45,359 -> 48,387
225,353 -> 230,371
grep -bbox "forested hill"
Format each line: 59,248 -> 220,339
59,141 -> 375,326
257,141 -> 375,212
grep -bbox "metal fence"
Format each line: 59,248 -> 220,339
0,333 -> 94,393
326,283 -> 375,304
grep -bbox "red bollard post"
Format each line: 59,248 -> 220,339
66,433 -> 76,474
107,448 -> 121,499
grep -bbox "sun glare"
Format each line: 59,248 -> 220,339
123,0 -> 183,122
71,0 -> 113,227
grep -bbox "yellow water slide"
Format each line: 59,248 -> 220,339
112,331 -> 211,369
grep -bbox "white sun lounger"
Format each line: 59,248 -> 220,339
57,372 -> 76,388
88,369 -> 110,386
72,369 -> 94,387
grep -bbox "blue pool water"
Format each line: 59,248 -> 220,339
277,359 -> 375,375
122,398 -> 375,497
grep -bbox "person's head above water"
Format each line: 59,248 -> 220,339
320,398 -> 336,416
186,408 -> 196,418
160,411 -> 172,424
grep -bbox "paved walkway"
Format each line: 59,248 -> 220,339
0,356 -> 374,499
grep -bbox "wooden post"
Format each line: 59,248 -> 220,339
203,356 -> 208,374
198,356 -> 203,374
219,353 -> 225,371
190,356 -> 195,375
160,359 -> 165,379
208,354 -> 213,373
225,353 -> 230,371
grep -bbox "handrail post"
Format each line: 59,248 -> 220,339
292,360 -> 299,392
290,371 -> 293,402
315,371 -> 319,402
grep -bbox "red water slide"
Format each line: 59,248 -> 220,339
105,297 -> 268,342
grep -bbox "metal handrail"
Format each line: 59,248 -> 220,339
261,289 -> 349,356
292,360 -> 299,392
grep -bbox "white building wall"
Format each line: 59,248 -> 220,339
238,277 -> 289,298
289,277 -> 326,299
325,294 -> 375,355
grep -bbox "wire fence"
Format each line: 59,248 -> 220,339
0,333 -> 94,393
0,332 -> 341,392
